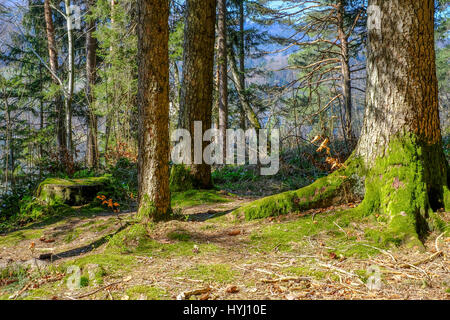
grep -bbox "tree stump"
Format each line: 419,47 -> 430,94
36,177 -> 110,206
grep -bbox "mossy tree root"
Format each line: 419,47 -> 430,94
233,158 -> 364,220
233,135 -> 449,247
356,136 -> 448,247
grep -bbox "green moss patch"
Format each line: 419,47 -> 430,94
0,228 -> 43,247
283,266 -> 326,280
171,190 -> 230,208
62,253 -> 137,275
126,285 -> 168,300
248,209 -> 384,258
107,224 -> 218,257
355,134 -> 448,248
167,229 -> 191,241
178,264 -> 236,284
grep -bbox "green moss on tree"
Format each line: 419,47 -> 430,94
444,186 -> 450,212
169,164 -> 195,192
355,134 -> 446,248
137,195 -> 157,223
233,157 -> 363,220
137,194 -> 172,223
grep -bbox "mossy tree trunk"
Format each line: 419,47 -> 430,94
137,0 -> 171,221
354,0 -> 447,244
178,0 -> 216,189
235,0 -> 448,247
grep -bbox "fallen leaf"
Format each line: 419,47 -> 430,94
225,285 -> 239,293
271,284 -> 284,293
199,293 -> 210,300
39,237 -> 55,243
227,230 -> 241,236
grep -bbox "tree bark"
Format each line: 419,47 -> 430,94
64,0 -> 74,157
44,0 -> 66,163
104,0 -> 117,159
179,0 -> 216,189
356,0 -> 443,168
336,1 -> 354,147
238,0 -> 246,130
353,0 -> 448,240
86,0 -> 99,168
137,0 -> 171,221
3,90 -> 11,192
217,0 -> 228,156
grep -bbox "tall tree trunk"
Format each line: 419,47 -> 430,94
86,0 -> 99,168
213,53 -> 220,129
137,0 -> 171,221
173,61 -> 181,115
39,65 -> 44,178
64,0 -> 74,157
337,1 -> 354,147
234,0 -> 448,247
217,0 -> 228,157
238,0 -> 246,130
44,0 -> 66,163
179,0 -> 216,189
104,0 -> 117,159
3,92 -> 11,192
354,0 -> 448,241
229,47 -> 261,130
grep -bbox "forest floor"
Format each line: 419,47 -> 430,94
0,192 -> 449,300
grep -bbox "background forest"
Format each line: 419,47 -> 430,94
0,0 -> 449,301
0,0 -> 448,226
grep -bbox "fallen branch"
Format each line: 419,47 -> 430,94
317,262 -> 358,278
10,282 -> 32,300
360,244 -> 397,263
435,232 -> 446,253
400,251 -> 443,269
261,276 -> 310,283
73,280 -> 123,299
177,287 -> 211,300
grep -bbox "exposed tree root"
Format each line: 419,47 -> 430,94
233,158 -> 364,220
233,136 -> 449,248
